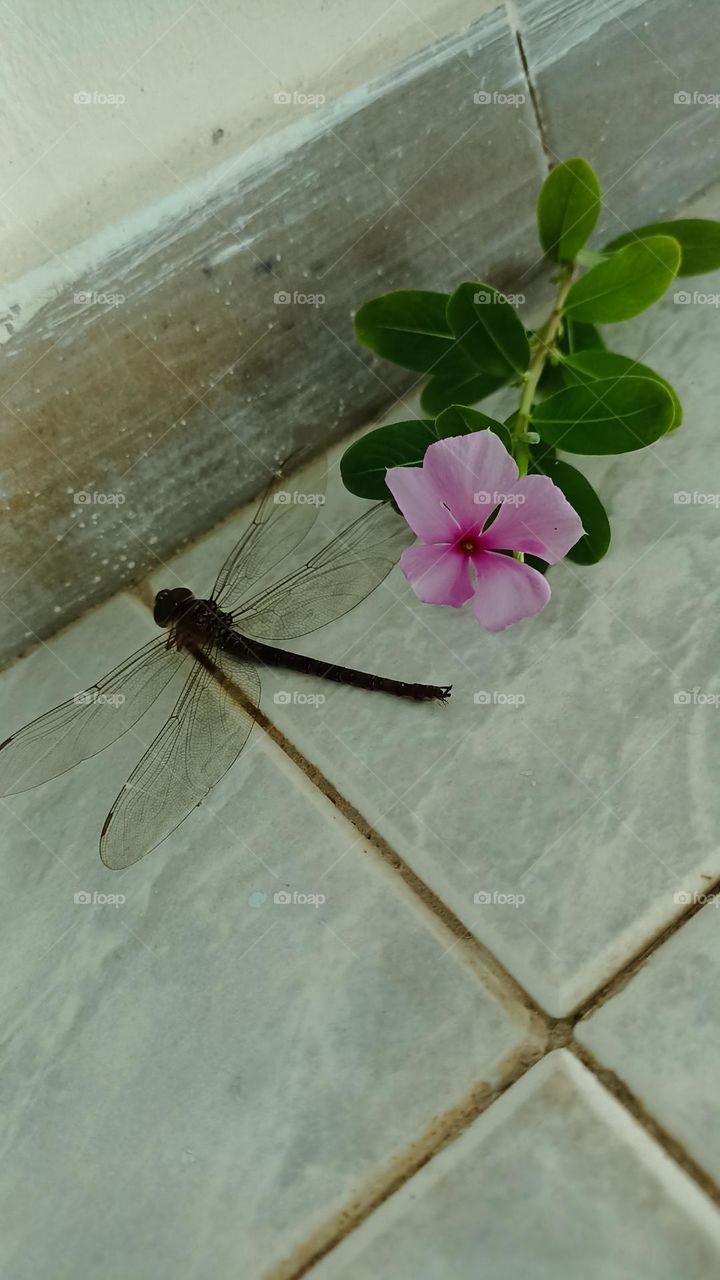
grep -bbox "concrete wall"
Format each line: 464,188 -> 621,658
0,0 -> 500,281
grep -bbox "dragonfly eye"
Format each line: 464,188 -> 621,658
153,590 -> 174,627
153,587 -> 192,627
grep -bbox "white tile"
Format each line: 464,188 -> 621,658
312,1051 -> 720,1280
144,288 -> 720,1014
0,597 -> 537,1280
578,904 -> 720,1185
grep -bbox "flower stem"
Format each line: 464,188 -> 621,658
513,263 -> 575,478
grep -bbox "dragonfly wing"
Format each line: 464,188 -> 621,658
0,637 -> 185,796
100,648 -> 261,870
213,449 -> 327,610
233,502 -> 414,641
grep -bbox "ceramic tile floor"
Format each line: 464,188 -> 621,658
1,282 -> 720,1277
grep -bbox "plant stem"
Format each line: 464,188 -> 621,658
513,263 -> 575,478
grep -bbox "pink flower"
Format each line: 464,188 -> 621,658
386,431 -> 583,631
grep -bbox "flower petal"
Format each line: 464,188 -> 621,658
399,543 -> 474,607
479,474 -> 583,564
470,551 -> 551,630
386,465 -> 459,542
422,432 -> 518,529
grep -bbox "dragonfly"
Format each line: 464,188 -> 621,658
0,455 -> 451,870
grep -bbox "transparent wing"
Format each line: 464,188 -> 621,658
0,637 -> 184,796
213,449 -> 327,611
100,647 -> 261,870
233,502 -> 414,641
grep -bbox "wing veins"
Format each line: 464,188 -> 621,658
100,647 -> 261,869
233,503 -> 413,641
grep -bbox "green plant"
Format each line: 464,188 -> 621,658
341,157 -> 720,570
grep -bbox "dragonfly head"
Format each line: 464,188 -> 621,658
153,587 -> 194,627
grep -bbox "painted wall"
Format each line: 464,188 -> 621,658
0,0 -> 500,283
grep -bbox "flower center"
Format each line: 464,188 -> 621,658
458,535 -> 479,555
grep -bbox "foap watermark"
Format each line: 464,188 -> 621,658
474,489 -> 525,507
673,90 -> 720,108
273,489 -> 325,506
473,289 -> 526,307
73,690 -> 126,708
73,289 -> 125,308
674,490 -> 720,507
273,889 -> 326,908
73,90 -> 126,107
674,290 -> 720,307
74,489 -> 126,507
273,89 -> 326,108
473,90 -> 525,107
274,690 -> 326,707
674,688 -> 720,708
473,889 -> 526,907
273,289 -> 325,307
673,889 -> 720,907
74,890 -> 126,907
474,690 -> 526,707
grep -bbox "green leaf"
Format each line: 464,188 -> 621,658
340,407 -> 515,500
537,158 -> 602,263
604,219 -> 720,277
447,282 -> 530,377
535,353 -> 564,399
354,290 -> 468,374
536,458 -> 611,564
531,377 -> 675,453
564,236 -> 681,323
340,420 -> 439,500
420,369 -> 508,416
565,319 -> 605,353
560,349 -> 682,430
435,406 -> 513,451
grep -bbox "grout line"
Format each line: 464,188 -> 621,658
273,1027 -> 720,1280
245,690 -> 720,1257
134,551 -> 720,1044
505,0 -> 552,165
268,1036 -> 549,1280
570,870 -> 720,1022
12,573 -> 720,1261
570,1041 -> 720,1210
10,504 -> 720,1255
121,591 -> 720,1263
275,1028 -> 720,1279
133,612 -> 551,1024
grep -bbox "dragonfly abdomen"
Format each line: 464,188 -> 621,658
222,631 -> 451,703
